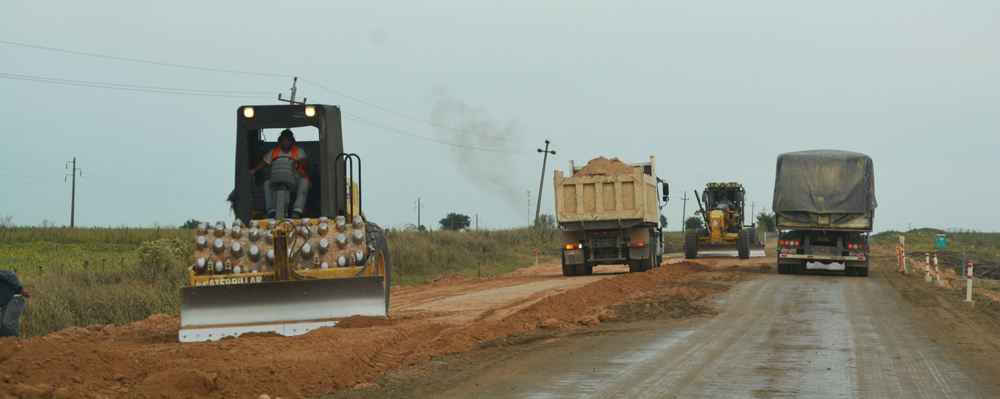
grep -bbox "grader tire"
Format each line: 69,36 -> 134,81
684,229 -> 699,259
737,229 -> 750,259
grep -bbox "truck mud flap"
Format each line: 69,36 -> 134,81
179,276 -> 386,341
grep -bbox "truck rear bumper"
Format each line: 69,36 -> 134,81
779,254 -> 866,261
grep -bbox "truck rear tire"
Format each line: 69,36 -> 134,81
737,229 -> 750,259
683,229 -> 698,259
561,253 -> 575,276
574,264 -> 593,276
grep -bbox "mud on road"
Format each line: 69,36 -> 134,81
0,250 -> 762,399
1,239 -> 997,399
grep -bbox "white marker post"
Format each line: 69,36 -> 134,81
899,236 -> 908,274
924,253 -> 932,283
932,254 -> 941,287
965,263 -> 975,309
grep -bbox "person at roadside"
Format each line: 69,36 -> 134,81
0,268 -> 31,338
249,129 -> 311,219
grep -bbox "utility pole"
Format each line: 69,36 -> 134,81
681,191 -> 689,232
414,198 -> 423,230
475,214 -> 479,231
751,201 -> 756,219
65,157 -> 81,227
535,140 -> 556,225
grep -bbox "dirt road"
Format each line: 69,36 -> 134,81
0,241 -> 997,399
419,271 -> 990,398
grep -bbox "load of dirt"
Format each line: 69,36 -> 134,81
572,156 -> 634,177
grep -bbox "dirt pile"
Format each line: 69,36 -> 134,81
0,258 -> 763,399
572,156 -> 634,177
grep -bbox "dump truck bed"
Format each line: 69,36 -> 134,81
554,157 -> 659,229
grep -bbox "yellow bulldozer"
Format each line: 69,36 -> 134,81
684,182 -> 764,259
178,102 -> 390,342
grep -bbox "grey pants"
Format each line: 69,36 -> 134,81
264,177 -> 310,215
0,296 -> 25,338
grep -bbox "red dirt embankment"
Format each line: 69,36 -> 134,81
0,257 -> 759,399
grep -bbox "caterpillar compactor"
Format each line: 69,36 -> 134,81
684,182 -> 765,259
179,102 -> 390,342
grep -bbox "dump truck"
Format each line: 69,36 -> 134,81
773,150 -> 876,276
684,182 -> 765,259
178,103 -> 390,342
554,156 -> 669,276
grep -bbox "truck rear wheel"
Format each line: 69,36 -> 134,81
561,253 -> 575,276
683,229 -> 698,259
574,264 -> 593,276
737,229 -> 750,259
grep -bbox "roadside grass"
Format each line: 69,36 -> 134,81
386,226 -> 562,286
873,228 -> 1000,297
5,225 -> 562,337
19,238 -> 191,338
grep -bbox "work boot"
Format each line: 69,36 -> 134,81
267,211 -> 276,219
290,210 -> 302,219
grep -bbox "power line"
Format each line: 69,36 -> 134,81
0,73 -> 274,98
0,40 -> 291,78
343,113 -> 536,154
85,173 -> 229,194
2,40 -> 539,153
78,184 -> 224,201
302,79 -> 537,144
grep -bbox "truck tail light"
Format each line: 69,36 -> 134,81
564,244 -> 582,250
629,242 -> 645,247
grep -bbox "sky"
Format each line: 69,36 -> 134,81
1,1 -> 998,233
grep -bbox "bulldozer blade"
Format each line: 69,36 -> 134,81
749,244 -> 767,258
179,276 -> 386,342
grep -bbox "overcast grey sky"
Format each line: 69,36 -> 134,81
1,1 -> 997,233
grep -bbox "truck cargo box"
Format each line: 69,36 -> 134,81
554,156 -> 660,230
773,150 -> 876,231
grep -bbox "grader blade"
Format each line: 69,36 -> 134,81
695,244 -> 767,258
179,276 -> 386,342
696,244 -> 741,258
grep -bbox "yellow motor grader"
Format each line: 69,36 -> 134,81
178,103 -> 390,342
683,182 -> 764,259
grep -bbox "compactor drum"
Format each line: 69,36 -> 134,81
683,182 -> 765,259
179,102 -> 390,342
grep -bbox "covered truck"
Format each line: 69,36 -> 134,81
773,150 -> 876,276
554,156 -> 669,276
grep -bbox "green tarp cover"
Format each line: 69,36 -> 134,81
772,150 -> 876,224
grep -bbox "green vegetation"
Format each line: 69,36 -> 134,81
2,224 -> 561,337
386,225 -> 561,286
755,212 -> 776,232
684,216 -> 704,230
439,213 -> 472,231
19,238 -> 191,338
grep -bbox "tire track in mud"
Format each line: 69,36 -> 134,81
580,275 -> 783,397
843,275 -> 979,398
